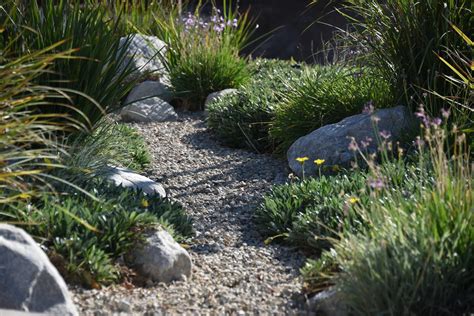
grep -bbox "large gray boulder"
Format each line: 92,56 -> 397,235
120,97 -> 178,123
106,166 -> 166,198
127,229 -> 192,283
0,224 -> 78,315
288,106 -> 416,177
126,81 -> 173,104
120,34 -> 169,83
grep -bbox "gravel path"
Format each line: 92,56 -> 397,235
73,112 -> 308,315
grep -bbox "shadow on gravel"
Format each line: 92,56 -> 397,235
151,114 -> 306,297
174,120 -> 302,262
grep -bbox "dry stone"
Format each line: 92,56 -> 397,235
0,224 -> 78,316
120,97 -> 177,123
288,106 -> 416,177
106,166 -> 166,198
126,81 -> 173,104
119,34 -> 169,83
127,229 -> 192,283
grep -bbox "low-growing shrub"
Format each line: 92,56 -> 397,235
6,180 -> 193,286
257,144 -> 433,251
207,59 -> 303,152
256,171 -> 369,251
329,123 -> 473,315
270,66 -> 394,153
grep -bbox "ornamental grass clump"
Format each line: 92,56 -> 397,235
151,1 -> 255,109
332,0 -> 472,116
270,66 -> 394,154
207,59 -> 304,152
4,0 -> 137,129
327,111 -> 473,315
0,30 -> 73,207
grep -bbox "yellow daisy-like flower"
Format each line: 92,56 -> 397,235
332,165 -> 341,172
141,198 -> 149,208
348,197 -> 359,204
314,159 -> 325,165
295,157 -> 309,163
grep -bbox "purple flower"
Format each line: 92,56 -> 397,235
379,130 -> 391,140
414,136 -> 425,148
431,117 -> 442,127
415,105 -> 431,127
213,24 -> 225,33
184,13 -> 198,29
362,101 -> 375,114
441,108 -> 450,119
369,178 -> 385,190
348,138 -> 359,151
361,136 -> 373,148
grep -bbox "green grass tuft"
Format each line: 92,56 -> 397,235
270,66 -> 394,154
207,58 -> 303,152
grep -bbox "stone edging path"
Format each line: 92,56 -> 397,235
73,112 -> 307,315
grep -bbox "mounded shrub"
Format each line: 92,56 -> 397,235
270,66 -> 394,153
4,180 -> 193,286
207,58 -> 303,152
152,3 -> 255,109
255,171 -> 369,251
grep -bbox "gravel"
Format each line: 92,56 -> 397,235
73,112 -> 308,315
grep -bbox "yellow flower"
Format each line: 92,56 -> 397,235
141,198 -> 149,208
44,157 -> 54,169
18,193 -> 31,200
348,197 -> 359,204
295,157 -> 309,163
332,165 -> 341,172
314,159 -> 325,166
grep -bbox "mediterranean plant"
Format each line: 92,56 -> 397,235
5,180 -> 193,286
328,113 -> 473,315
149,1 -> 255,109
270,66 -> 394,153
6,0 -> 137,129
331,0 -> 472,116
207,59 -> 303,152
